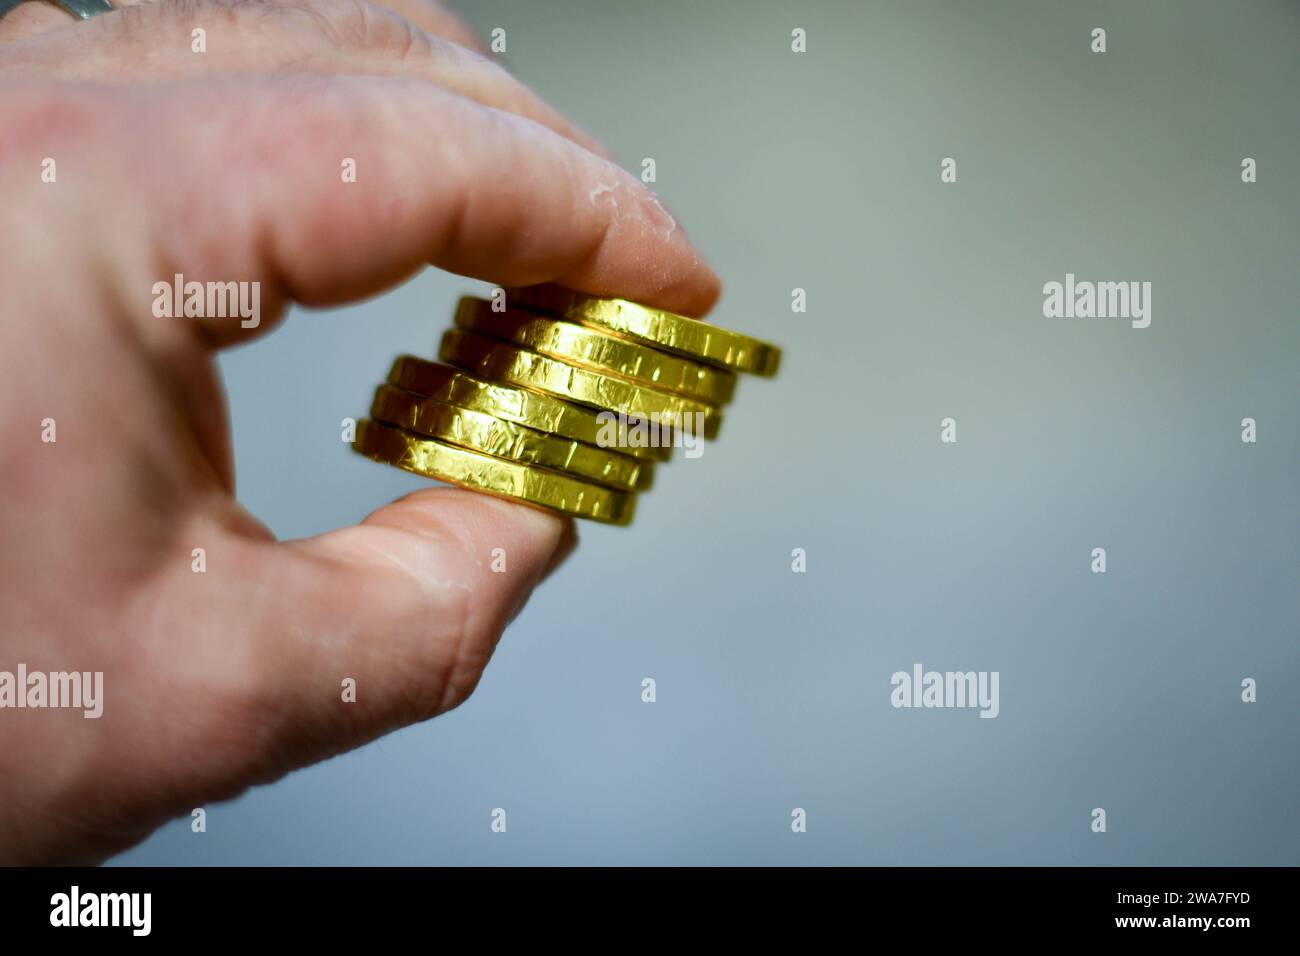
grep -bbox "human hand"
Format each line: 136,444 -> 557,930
0,0 -> 718,863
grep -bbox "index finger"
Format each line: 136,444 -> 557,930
83,74 -> 721,345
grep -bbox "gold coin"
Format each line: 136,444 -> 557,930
454,297 -> 737,405
353,419 -> 636,525
507,285 -> 781,377
439,329 -> 722,440
371,385 -> 652,492
387,356 -> 672,462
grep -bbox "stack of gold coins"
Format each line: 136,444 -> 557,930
351,286 -> 781,526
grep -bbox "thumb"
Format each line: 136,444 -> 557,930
228,486 -> 573,776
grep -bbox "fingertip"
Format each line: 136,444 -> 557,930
541,515 -> 579,579
676,263 -> 723,319
375,486 -> 572,587
243,486 -> 578,747
590,171 -> 724,319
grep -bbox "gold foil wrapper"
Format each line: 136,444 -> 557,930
387,356 -> 671,462
508,285 -> 781,377
351,290 -> 782,525
439,328 -> 722,439
354,420 -> 636,525
454,297 -> 737,405
371,385 -> 652,492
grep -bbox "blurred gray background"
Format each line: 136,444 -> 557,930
117,0 -> 1298,865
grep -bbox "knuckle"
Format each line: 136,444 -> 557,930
101,0 -> 430,62
233,0 -> 426,59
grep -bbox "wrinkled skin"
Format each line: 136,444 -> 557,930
0,0 -> 719,863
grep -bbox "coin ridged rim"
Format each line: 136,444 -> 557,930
507,286 -> 781,377
371,385 -> 652,492
439,329 -> 722,439
388,357 -> 673,462
455,297 -> 738,405
353,420 -> 636,525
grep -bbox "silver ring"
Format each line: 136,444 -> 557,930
0,0 -> 114,21
50,0 -> 114,18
